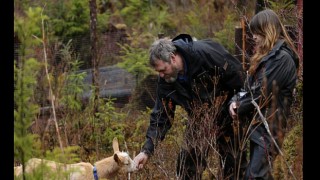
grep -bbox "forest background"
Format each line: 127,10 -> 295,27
14,0 -> 303,179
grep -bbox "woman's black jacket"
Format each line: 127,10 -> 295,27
230,39 -> 299,148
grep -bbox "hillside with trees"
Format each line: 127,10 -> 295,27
14,0 -> 303,179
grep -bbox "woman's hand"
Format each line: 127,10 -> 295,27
229,102 -> 238,119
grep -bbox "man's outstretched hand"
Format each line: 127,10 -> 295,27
133,152 -> 149,170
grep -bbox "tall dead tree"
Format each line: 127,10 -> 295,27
89,0 -> 101,157
89,0 -> 99,113
297,0 -> 303,70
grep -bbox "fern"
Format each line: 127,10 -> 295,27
117,44 -> 154,85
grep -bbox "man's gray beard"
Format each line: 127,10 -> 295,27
164,67 -> 179,83
165,76 -> 177,83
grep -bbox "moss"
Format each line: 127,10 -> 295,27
273,122 -> 303,179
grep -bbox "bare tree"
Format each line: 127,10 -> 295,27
89,0 -> 101,157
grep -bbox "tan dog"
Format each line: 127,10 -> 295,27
14,137 -> 137,179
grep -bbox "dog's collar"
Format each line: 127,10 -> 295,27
93,166 -> 98,180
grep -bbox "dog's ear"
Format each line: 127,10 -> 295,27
114,153 -> 121,164
112,137 -> 120,153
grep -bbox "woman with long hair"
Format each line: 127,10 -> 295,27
229,9 -> 299,179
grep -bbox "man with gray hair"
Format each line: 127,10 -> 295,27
134,34 -> 245,179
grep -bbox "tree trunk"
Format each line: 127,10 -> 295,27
89,0 -> 100,157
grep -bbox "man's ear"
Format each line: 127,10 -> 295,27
170,53 -> 176,63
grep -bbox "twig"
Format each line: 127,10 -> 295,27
38,4 -> 64,154
251,100 -> 296,180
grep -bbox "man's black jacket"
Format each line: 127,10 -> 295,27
141,34 -> 245,155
